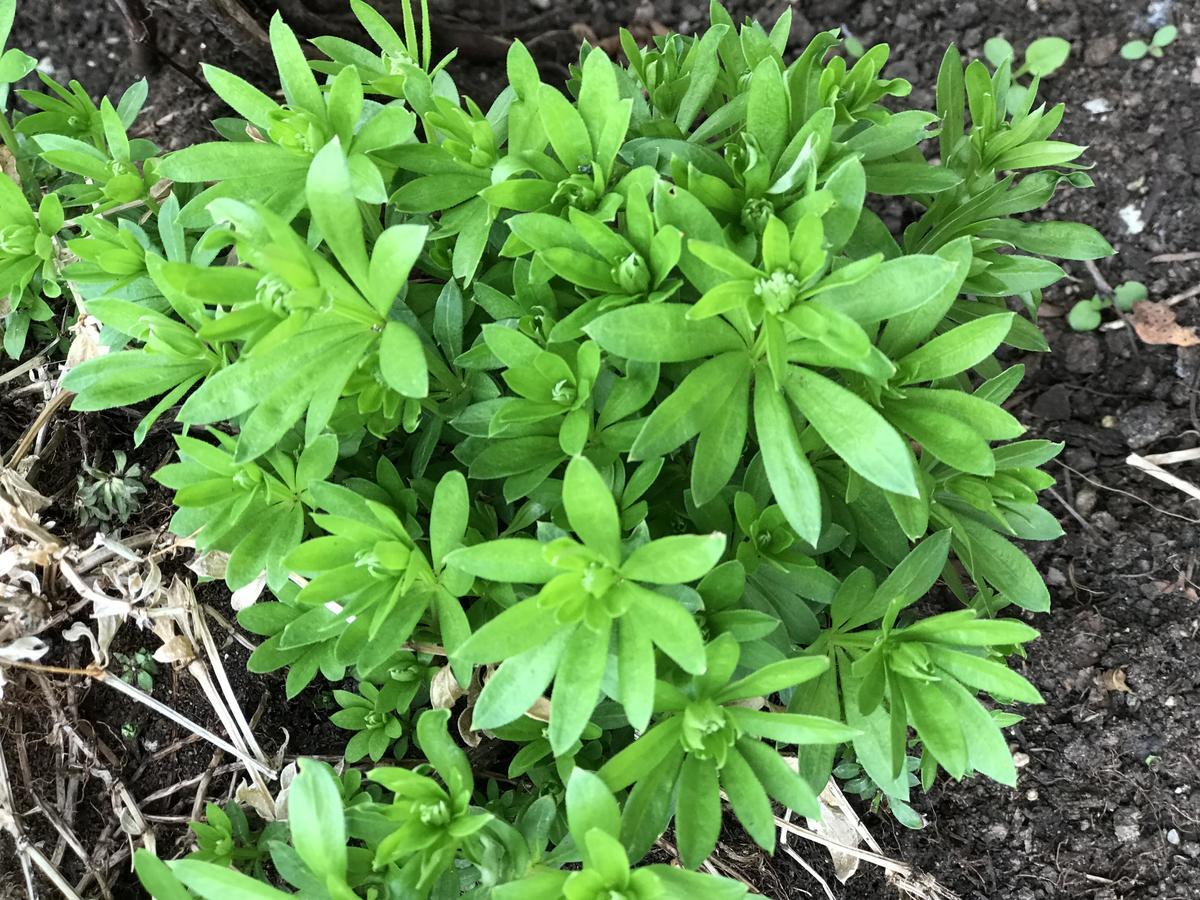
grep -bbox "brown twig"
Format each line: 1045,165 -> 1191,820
3,391 -> 74,469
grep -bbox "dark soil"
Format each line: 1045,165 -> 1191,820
4,1 -> 1200,899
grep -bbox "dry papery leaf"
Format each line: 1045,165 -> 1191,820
1097,667 -> 1133,693
0,145 -> 19,184
62,312 -> 106,376
805,781 -> 867,883
430,664 -> 466,710
1132,300 -> 1200,347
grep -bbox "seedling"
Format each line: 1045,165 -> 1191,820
1121,25 -> 1178,60
1068,280 -> 1146,330
113,648 -> 157,692
984,35 -> 1071,113
74,450 -> 147,526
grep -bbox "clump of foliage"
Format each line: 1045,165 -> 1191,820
0,0 -> 1113,894
74,449 -> 148,525
1121,25 -> 1178,61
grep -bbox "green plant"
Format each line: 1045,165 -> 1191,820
135,714 -> 749,900
74,449 -> 148,526
113,647 -> 157,692
983,35 -> 1070,114
331,656 -> 434,762
1067,279 -> 1144,330
190,801 -> 285,875
0,0 -> 1112,894
1121,25 -> 1178,60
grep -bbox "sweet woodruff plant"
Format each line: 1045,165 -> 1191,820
0,0 -> 1112,895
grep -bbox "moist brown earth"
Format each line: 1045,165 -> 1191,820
3,1 -> 1200,898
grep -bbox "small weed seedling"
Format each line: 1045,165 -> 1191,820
74,449 -> 147,525
1068,280 -> 1146,330
1122,25 -> 1178,60
984,35 -> 1070,112
113,647 -> 157,692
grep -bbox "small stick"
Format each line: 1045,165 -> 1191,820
3,391 -> 73,468
27,788 -> 91,869
1150,251 -> 1200,263
0,348 -> 55,388
1141,447 -> 1200,466
781,844 -> 837,900
94,671 -> 275,779
0,732 -> 39,899
1127,453 -> 1200,503
774,816 -> 913,876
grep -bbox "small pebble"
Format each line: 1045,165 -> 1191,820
1119,204 -> 1146,235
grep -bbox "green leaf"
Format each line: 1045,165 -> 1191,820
369,224 -> 427,313
895,314 -> 1014,384
754,370 -> 821,544
203,64 -> 278,127
720,746 -> 775,852
982,220 -> 1113,261
885,399 -> 994,475
550,622 -> 609,754
1024,36 -> 1070,77
585,304 -> 745,362
938,677 -> 1017,785
952,517 -> 1051,612
446,539 -> 558,585
737,737 -> 819,818
0,0 -> 15,50
745,58 -> 788,164
617,616 -> 656,731
158,142 -> 310,183
621,534 -> 725,584
676,754 -> 720,869
269,12 -> 323,117
717,656 -> 829,703
472,632 -> 568,730
134,850 -> 192,900
538,84 -> 591,170
1153,24 -> 1178,47
289,759 -> 347,879
417,708 -> 474,799
622,583 -> 706,675
430,470 -> 469,568
455,595 -> 566,664
865,163 -> 962,196
630,351 -> 749,461
379,321 -> 428,398
814,255 -> 958,325
1120,39 -> 1149,61
983,36 -> 1014,68
730,709 -> 857,744
307,138 -> 369,291
170,859 -> 293,899
566,767 -> 622,851
898,675 -> 968,779
785,367 -> 919,496
927,645 -> 1043,704
563,456 -> 622,564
